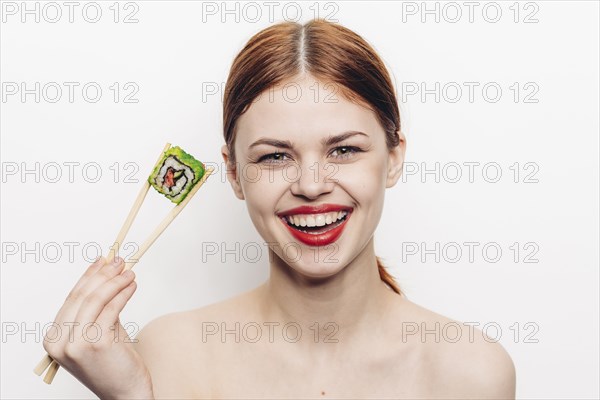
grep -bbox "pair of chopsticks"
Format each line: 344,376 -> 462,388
33,143 -> 213,384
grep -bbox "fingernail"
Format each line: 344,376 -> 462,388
112,257 -> 123,267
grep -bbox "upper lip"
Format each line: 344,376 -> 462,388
277,203 -> 353,217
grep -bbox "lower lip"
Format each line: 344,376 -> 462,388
279,212 -> 351,247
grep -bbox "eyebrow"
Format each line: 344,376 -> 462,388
248,131 -> 369,150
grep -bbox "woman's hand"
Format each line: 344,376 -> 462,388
43,256 -> 154,399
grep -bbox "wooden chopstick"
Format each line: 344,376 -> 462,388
42,361 -> 60,384
36,143 -> 174,383
107,143 -> 173,262
33,353 -> 53,376
36,144 -> 212,385
124,165 -> 214,270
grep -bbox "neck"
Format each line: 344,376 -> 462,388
258,237 -> 397,344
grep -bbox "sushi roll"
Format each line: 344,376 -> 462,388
148,146 -> 205,204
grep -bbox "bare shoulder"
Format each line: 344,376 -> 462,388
134,284 -> 259,344
390,297 -> 516,399
132,286 -> 261,398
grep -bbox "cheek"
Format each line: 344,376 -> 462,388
239,167 -> 286,222
335,159 -> 387,197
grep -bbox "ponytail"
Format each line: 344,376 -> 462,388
376,256 -> 401,295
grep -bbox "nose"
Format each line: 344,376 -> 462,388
289,160 -> 335,200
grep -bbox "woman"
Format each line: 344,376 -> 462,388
43,19 -> 516,399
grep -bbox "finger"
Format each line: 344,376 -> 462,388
58,257 -> 105,308
70,257 -> 126,304
70,256 -> 107,294
74,269 -> 136,325
54,257 -> 125,328
48,257 -> 106,331
96,279 -> 138,330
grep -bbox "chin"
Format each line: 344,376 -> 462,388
283,252 -> 348,279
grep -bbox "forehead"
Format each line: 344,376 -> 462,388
235,75 -> 382,148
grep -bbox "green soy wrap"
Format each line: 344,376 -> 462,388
148,146 -> 205,204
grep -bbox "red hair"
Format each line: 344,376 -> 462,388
223,19 -> 403,295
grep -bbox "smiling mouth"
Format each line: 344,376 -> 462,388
281,211 -> 349,235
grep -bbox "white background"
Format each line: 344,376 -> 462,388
1,1 -> 598,398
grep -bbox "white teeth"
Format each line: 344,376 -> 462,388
285,211 -> 348,228
316,215 -> 327,226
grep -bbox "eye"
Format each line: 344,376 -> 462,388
257,152 -> 291,164
330,146 -> 362,159
256,145 -> 362,164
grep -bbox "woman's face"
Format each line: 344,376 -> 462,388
222,74 -> 405,278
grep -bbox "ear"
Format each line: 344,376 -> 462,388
386,131 -> 407,188
221,144 -> 245,200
